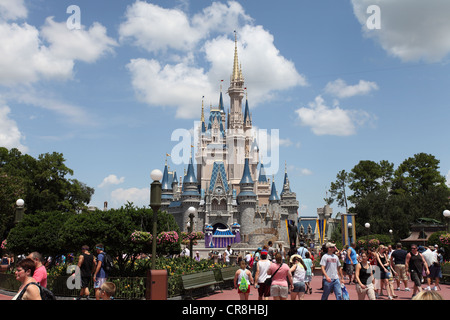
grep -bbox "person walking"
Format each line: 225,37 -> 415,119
254,250 -> 272,300
320,242 -> 344,300
94,243 -> 108,300
345,243 -> 358,285
267,253 -> 293,300
77,245 -> 95,300
12,258 -> 41,300
289,254 -> 307,300
355,251 -> 376,300
390,243 -> 409,292
376,245 -> 394,299
297,242 -> 308,259
303,251 -> 314,294
234,260 -> 253,300
27,252 -> 47,288
406,244 -> 429,298
422,245 -> 440,291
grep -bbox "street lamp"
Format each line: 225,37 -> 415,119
443,210 -> 450,233
14,199 -> 25,224
347,223 -> 352,246
187,207 -> 197,259
150,169 -> 163,270
365,222 -> 370,250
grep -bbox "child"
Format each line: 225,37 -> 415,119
100,282 -> 116,300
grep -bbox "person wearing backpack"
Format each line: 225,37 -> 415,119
234,260 -> 254,300
94,243 -> 108,300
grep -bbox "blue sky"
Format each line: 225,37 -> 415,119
1,0 -> 450,218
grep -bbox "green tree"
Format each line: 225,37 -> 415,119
327,170 -> 351,212
0,147 -> 94,216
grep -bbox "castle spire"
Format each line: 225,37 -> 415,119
232,31 -> 243,82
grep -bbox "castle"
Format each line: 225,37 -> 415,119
160,36 -> 299,248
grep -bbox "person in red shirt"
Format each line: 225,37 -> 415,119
27,252 -> 47,288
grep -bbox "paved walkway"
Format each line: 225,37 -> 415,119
0,276 -> 447,300
198,275 -> 450,300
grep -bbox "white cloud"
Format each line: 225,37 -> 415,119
0,102 -> 27,152
122,1 -> 306,119
110,187 -> 148,208
126,58 -> 213,119
351,0 -> 450,62
40,17 -> 117,63
295,96 -> 372,136
0,16 -> 116,86
98,174 -> 125,188
0,0 -> 27,21
119,1 -> 200,53
324,79 -> 378,99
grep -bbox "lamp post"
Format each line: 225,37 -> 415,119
14,199 -> 25,224
150,169 -> 163,270
187,207 -> 196,260
347,222 -> 352,246
443,210 -> 450,233
389,229 -> 393,244
365,222 -> 370,250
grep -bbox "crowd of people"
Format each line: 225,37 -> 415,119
231,240 -> 446,301
3,239 -> 447,301
8,244 -> 116,300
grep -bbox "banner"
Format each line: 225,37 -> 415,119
316,219 -> 327,245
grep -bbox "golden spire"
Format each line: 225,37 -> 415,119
201,97 -> 205,123
232,31 -> 241,81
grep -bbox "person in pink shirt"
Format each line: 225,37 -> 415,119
27,252 -> 47,288
267,253 -> 293,300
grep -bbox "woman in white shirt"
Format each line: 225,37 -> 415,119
290,254 -> 307,300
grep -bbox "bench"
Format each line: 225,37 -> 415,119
217,266 -> 240,288
181,270 -> 223,300
442,264 -> 450,284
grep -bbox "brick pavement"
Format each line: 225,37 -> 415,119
197,274 -> 450,300
0,275 -> 447,300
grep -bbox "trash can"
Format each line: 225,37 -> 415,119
146,269 -> 168,300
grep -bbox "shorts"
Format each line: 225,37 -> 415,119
292,282 -> 306,293
81,276 -> 91,288
394,264 -> 408,281
257,283 -> 271,297
304,275 -> 312,283
94,277 -> 106,289
238,286 -> 250,294
270,285 -> 289,299
345,264 -> 355,275
428,265 -> 441,279
410,270 -> 423,287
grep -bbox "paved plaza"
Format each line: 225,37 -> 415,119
198,274 -> 449,301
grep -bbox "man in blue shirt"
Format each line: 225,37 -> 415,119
93,243 -> 108,300
345,243 -> 358,285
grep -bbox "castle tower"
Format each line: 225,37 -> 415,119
181,156 -> 200,232
237,157 -> 257,238
161,160 -> 173,210
280,164 -> 299,222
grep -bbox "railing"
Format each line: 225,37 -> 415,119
0,273 -> 148,300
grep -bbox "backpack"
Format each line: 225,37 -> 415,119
238,270 -> 249,293
18,282 -> 56,300
102,252 -> 114,273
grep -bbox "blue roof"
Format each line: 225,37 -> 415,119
183,157 -> 197,184
218,91 -> 224,112
213,229 -> 235,237
161,163 -> 171,190
269,181 -> 280,201
209,161 -> 229,192
258,162 -> 268,183
240,158 -> 254,184
243,98 -> 250,124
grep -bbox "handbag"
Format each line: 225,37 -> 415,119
264,263 -> 282,286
